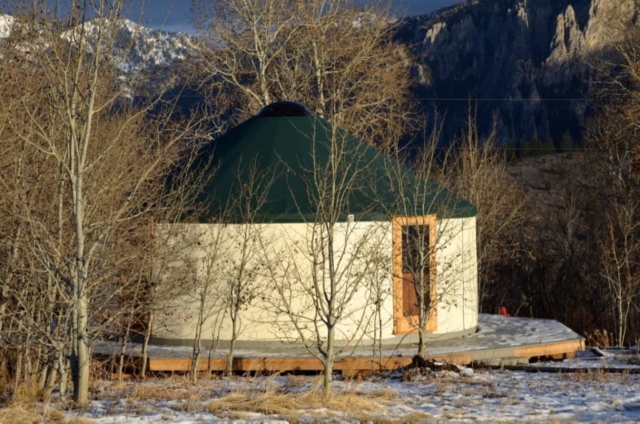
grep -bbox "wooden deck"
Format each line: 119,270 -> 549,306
99,314 -> 585,375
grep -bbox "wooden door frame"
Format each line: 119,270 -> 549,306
392,215 -> 437,334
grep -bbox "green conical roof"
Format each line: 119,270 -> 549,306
193,108 -> 476,223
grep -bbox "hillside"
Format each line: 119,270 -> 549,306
506,152 -> 586,212
0,14 -> 197,81
2,0 -> 635,143
398,0 -> 637,144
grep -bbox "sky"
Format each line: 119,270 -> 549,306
131,0 -> 464,34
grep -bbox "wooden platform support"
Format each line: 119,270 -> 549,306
142,340 -> 584,375
513,340 -> 584,359
97,315 -> 586,375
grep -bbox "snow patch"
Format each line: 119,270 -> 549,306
0,14 -> 14,39
0,14 -> 196,77
60,371 -> 640,423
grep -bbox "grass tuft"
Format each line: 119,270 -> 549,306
0,404 -> 93,424
207,383 -> 394,421
0,405 -> 44,424
13,378 -> 42,404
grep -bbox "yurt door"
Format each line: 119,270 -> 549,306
393,216 -> 437,334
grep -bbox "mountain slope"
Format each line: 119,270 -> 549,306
398,0 -> 637,144
62,18 -> 198,75
0,14 -> 196,79
2,1 -> 636,145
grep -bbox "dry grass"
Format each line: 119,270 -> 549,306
5,376 -> 64,405
93,374 -> 220,415
206,383 -> 396,422
357,386 -> 399,400
104,374 -> 208,403
13,378 -> 42,405
625,353 -> 640,365
129,382 -> 190,402
0,406 -> 45,424
585,329 -> 615,347
0,405 -> 93,424
0,378 -> 94,424
565,369 -> 630,384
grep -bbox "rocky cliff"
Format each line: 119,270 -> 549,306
398,0 -> 638,145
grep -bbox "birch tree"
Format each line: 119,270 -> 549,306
447,111 -> 525,312
600,199 -> 640,346
0,1 -> 205,404
585,16 -> 640,345
258,122 -> 389,399
218,158 -> 278,374
192,0 -> 414,145
380,126 -> 473,358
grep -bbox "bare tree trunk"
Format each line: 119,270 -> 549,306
70,143 -> 90,405
191,296 -> 206,383
140,313 -> 153,380
377,303 -> 383,370
372,297 -> 383,370
44,361 -> 58,399
58,351 -> 68,397
207,346 -> 214,374
417,324 -> 427,358
418,275 -> 428,358
190,345 -> 201,383
24,344 -> 33,377
618,296 -> 625,346
38,363 -> 49,392
12,345 -> 23,400
0,224 -> 22,333
323,326 -> 335,400
207,335 -> 219,374
73,295 -> 90,406
226,315 -> 238,375
118,323 -> 132,385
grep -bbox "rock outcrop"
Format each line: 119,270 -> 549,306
398,0 -> 638,145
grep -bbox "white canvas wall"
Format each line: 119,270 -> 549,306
154,221 -> 395,344
434,217 -> 478,334
153,216 -> 477,344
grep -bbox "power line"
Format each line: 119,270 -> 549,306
169,94 -> 595,102
413,98 -> 592,102
401,146 -> 602,151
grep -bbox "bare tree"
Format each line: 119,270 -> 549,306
584,14 -> 640,345
186,0 -> 416,396
379,123 -> 477,358
257,121 -> 390,399
446,109 -> 525,312
0,2 -> 206,405
191,0 -> 415,145
217,159 -> 278,375
599,199 -> 640,346
362,242 -> 393,367
169,224 -> 230,383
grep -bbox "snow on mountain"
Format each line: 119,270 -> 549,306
0,14 -> 14,39
62,18 -> 198,75
0,14 -> 197,77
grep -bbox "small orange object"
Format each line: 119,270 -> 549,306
498,306 -> 510,317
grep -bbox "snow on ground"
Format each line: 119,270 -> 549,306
93,314 -> 585,362
532,347 -> 640,370
63,359 -> 640,423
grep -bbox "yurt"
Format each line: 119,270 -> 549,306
152,102 -> 478,348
